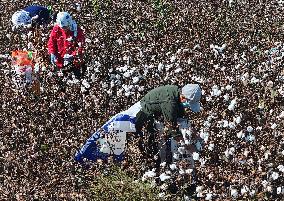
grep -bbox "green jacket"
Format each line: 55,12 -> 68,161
140,85 -> 185,124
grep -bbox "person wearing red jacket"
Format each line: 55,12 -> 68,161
48,12 -> 85,78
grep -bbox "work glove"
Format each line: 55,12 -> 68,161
50,53 -> 57,65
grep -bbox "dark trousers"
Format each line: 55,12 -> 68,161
135,111 -> 160,167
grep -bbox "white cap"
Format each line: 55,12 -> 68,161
56,12 -> 72,28
182,84 -> 202,112
12,10 -> 31,26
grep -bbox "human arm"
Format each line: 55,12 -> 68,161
72,28 -> 85,57
47,26 -> 58,56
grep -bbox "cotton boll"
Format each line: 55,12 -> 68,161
195,141 -> 203,151
170,55 -> 176,62
271,123 -> 277,129
125,34 -> 131,41
247,126 -> 254,133
277,187 -> 282,194
267,81 -> 274,88
159,173 -> 171,182
21,34 -> 27,40
200,131 -> 209,142
143,170 -> 156,179
245,134 -> 255,142
231,188 -> 238,198
264,151 -> 270,160
192,152 -> 199,160
224,150 -> 230,158
241,186 -> 249,195
117,38 -> 123,45
160,162 -> 166,167
160,183 -> 168,191
178,147 -> 186,154
158,192 -> 166,198
235,116 -> 241,124
91,74 -> 96,82
223,120 -> 229,128
267,186 -> 272,192
158,63 -> 164,71
277,165 -> 284,172
271,172 -> 279,180
243,150 -> 249,157
196,186 -> 203,193
216,90 -> 222,96
138,86 -> 144,92
173,153 -> 180,160
278,111 -> 284,118
229,122 -> 236,129
174,67 -> 182,73
212,85 -> 221,96
185,169 -> 193,174
249,190 -> 256,196
229,147 -> 235,155
123,71 -> 131,78
228,99 -> 237,111
262,180 -> 268,188
223,94 -> 230,101
205,193 -> 213,200
200,158 -> 206,167
226,85 -> 233,91
179,168 -> 185,175
208,143 -> 214,151
169,163 -> 177,170
132,77 -> 139,84
203,121 -> 211,128
250,77 -> 260,83
58,71 -> 63,77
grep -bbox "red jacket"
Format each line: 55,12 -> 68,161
48,25 -> 85,68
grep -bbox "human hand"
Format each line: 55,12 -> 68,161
50,54 -> 57,65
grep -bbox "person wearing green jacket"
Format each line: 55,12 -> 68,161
135,84 -> 202,163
